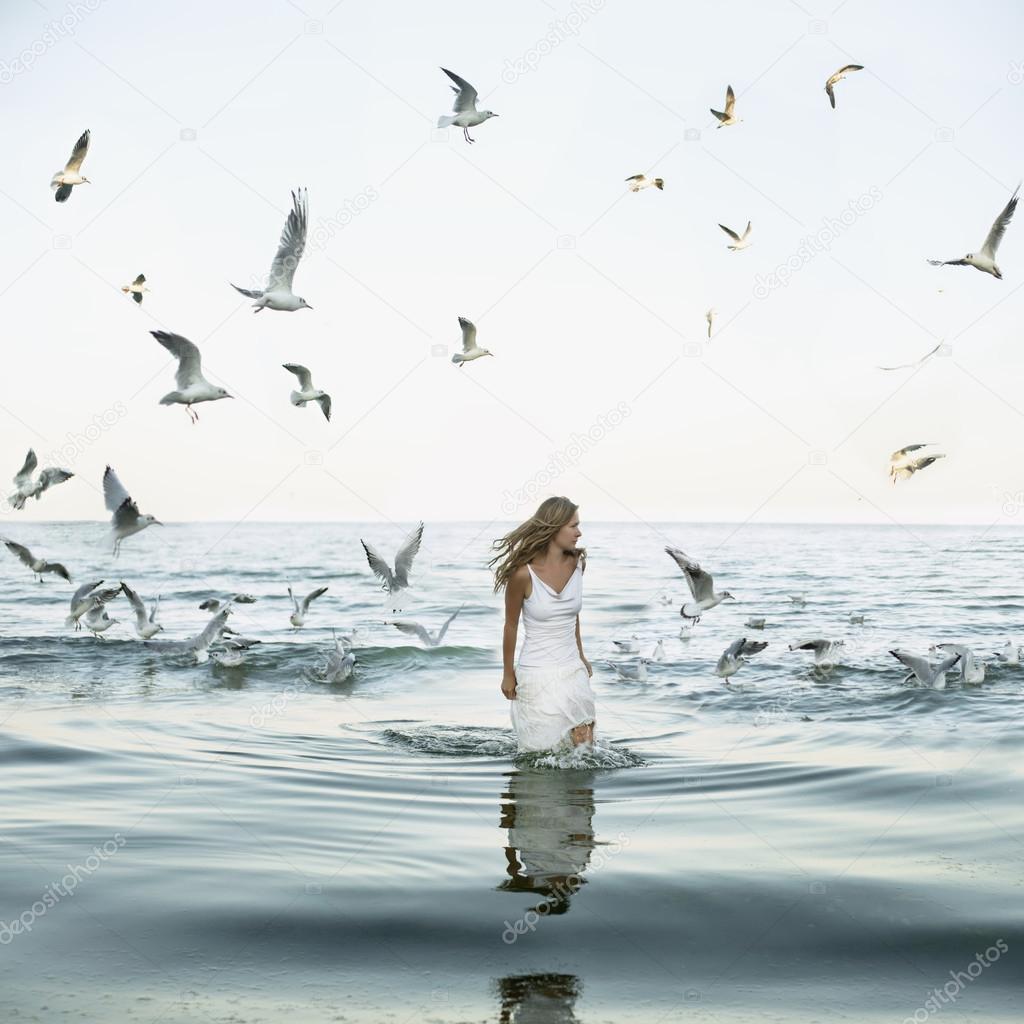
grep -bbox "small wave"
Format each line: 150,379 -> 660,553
517,741 -> 646,770
382,724 -> 518,757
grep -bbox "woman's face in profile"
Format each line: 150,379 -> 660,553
555,513 -> 582,552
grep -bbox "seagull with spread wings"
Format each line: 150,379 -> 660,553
710,85 -> 740,127
152,331 -> 232,423
231,188 -> 312,311
283,364 -> 331,421
287,584 -> 328,629
625,174 -> 664,192
120,582 -> 163,640
890,649 -> 961,689
664,547 -> 735,624
8,450 -> 74,511
451,317 -> 494,366
103,466 -> 162,557
437,68 -> 498,143
122,274 -> 149,304
825,64 -> 864,108
719,221 -> 752,251
3,539 -> 71,583
51,129 -> 91,202
927,185 -> 1019,279
386,605 -> 463,648
889,444 -> 945,484
65,580 -> 121,631
361,522 -> 425,610
715,638 -> 767,679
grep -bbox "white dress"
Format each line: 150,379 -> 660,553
510,558 -> 596,753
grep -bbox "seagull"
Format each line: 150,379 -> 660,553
719,221 -> 752,251
103,466 -> 162,557
625,174 -> 664,192
993,640 -> 1021,666
710,85 -> 740,127
120,582 -> 163,640
849,613 -> 866,625
715,638 -> 767,680
934,643 -> 986,684
152,330 -> 232,423
8,450 -> 73,511
451,317 -> 494,367
51,129 -> 90,202
83,604 -> 119,638
318,631 -> 355,682
878,342 -> 943,372
613,658 -> 650,681
189,608 -> 232,664
612,635 -> 642,653
788,638 -> 845,668
789,594 -> 807,607
437,68 -> 498,143
824,64 -> 864,109
678,622 -> 695,640
889,444 -> 945,484
890,649 -> 961,689
283,364 -> 331,421
664,547 -> 735,624
386,605 -> 463,648
199,594 -> 257,613
66,580 -> 120,631
650,639 -> 666,662
122,274 -> 148,304
231,188 -> 312,311
745,617 -> 766,630
211,634 -> 260,668
288,584 -> 328,628
706,308 -> 716,339
927,185 -> 1019,279
361,521 -> 425,609
3,540 -> 71,583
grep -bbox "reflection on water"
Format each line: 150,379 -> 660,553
495,973 -> 582,1024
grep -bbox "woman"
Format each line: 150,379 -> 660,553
489,496 -> 595,752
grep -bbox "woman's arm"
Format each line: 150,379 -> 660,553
501,567 -> 527,700
575,552 -> 592,676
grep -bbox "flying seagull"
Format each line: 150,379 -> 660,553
189,607 -> 232,664
231,188 -> 312,311
890,648 -> 961,689
710,85 -> 740,127
719,221 -> 752,251
715,638 -> 767,679
451,317 -> 494,367
361,521 -> 425,609
51,129 -> 91,202
83,604 -> 118,638
927,185 -> 1019,279
120,582 -> 163,640
8,450 -> 73,511
283,364 -> 331,421
788,638 -> 845,668
825,64 -> 864,109
287,584 -> 328,628
889,444 -> 945,484
3,539 -> 71,583
152,331 -> 232,423
878,342 -> 943,371
625,174 -> 664,192
103,466 -> 162,556
437,68 -> 498,143
66,580 -> 121,631
386,605 -> 463,648
664,547 -> 735,624
122,274 -> 148,304
199,594 -> 257,613
706,308 -> 716,339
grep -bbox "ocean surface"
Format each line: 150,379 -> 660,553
0,520 -> 1022,1023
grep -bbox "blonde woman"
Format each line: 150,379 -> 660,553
489,496 -> 595,752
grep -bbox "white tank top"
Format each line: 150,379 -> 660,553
517,558 -> 583,668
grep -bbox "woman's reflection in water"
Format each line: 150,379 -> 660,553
495,973 -> 582,1024
497,769 -> 598,915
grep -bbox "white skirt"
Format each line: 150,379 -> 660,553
510,659 -> 596,753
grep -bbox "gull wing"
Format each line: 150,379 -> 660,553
625,174 -> 644,183
890,443 -> 930,460
724,85 -> 735,116
738,639 -> 768,656
268,188 -> 307,291
722,638 -> 745,659
71,580 -> 103,609
4,540 -> 34,568
980,186 -> 1019,258
120,582 -> 149,629
393,521 -> 425,587
890,649 -> 932,683
361,540 -> 395,589
283,363 -> 313,390
718,223 -> 741,242
926,258 -> 968,267
35,467 -> 74,496
740,221 -> 752,241
315,394 -> 331,422
65,129 -> 90,173
664,547 -> 713,602
301,586 -> 328,614
441,68 -> 479,113
878,344 -> 941,371
103,466 -> 140,527
150,595 -> 161,623
192,607 -> 230,652
390,620 -> 432,645
152,331 -> 204,389
436,605 -> 463,645
13,450 -> 37,489
825,82 -> 836,108
287,585 -> 299,613
133,273 -> 146,287
790,639 -> 827,653
458,317 -> 477,353
47,563 -> 72,582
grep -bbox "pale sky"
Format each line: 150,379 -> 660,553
2,0 -> 1023,528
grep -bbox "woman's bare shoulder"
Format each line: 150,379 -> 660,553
507,563 -> 531,593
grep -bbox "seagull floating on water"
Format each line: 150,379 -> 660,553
51,129 -> 91,202
66,580 -> 120,631
889,444 -> 945,484
613,658 -> 650,681
612,634 -> 642,653
993,640 -> 1021,666
122,274 -> 148,304
890,648 -> 961,689
8,450 -> 73,511
719,221 -> 752,251
788,594 -> 807,607
788,638 -> 845,668
934,643 -> 986,684
715,638 -> 767,679
103,466 -> 162,557
317,630 -> 355,682
824,64 -> 864,109
625,174 -> 664,192
386,605 -> 463,648
283,364 -> 331,421
665,547 -> 735,624
361,521 -> 425,610
153,331 -> 232,423
288,584 -> 328,629
849,613 -> 866,625
650,639 -> 666,662
451,317 -> 494,367
437,68 -> 498,143
927,185 -> 1019,279
710,85 -> 740,127
232,188 -> 312,311
3,539 -> 71,583
120,582 -> 163,640
745,617 -> 766,630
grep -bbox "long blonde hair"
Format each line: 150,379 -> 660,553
488,496 -> 586,593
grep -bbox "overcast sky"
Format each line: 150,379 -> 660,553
2,0 -> 1023,529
